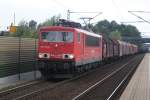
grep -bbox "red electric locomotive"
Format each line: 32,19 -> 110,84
38,20 -> 103,78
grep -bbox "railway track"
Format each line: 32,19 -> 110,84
0,54 -> 144,100
0,79 -> 60,100
73,54 -> 144,100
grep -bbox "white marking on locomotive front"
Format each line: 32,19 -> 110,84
40,46 -> 49,48
55,44 -> 58,47
92,50 -> 95,53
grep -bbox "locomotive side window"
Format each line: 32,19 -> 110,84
41,32 -> 48,41
41,31 -> 73,42
85,35 -> 99,46
77,33 -> 80,43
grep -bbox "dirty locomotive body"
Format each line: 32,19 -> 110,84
38,20 -> 138,79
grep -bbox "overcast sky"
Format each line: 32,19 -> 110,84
0,0 -> 150,37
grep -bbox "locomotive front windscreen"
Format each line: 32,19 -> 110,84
41,31 -> 73,42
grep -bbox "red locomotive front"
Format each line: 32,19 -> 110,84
37,21 -> 102,78
38,26 -> 75,62
38,26 -> 77,78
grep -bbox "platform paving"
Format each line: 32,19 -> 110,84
120,53 -> 150,100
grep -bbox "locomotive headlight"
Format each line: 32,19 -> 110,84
68,54 -> 74,59
38,53 -> 50,58
63,54 -> 74,59
38,53 -> 43,58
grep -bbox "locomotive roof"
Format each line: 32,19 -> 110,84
117,40 -> 137,47
40,26 -> 102,38
75,28 -> 102,38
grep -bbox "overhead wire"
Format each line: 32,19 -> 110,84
129,11 -> 150,13
121,20 -> 150,24
128,11 -> 150,24
51,0 -> 70,9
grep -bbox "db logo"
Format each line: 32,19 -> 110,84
55,44 -> 58,47
92,50 -> 95,53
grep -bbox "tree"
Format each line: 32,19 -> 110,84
14,20 -> 30,37
93,20 -> 141,44
93,20 -> 112,39
118,24 -> 141,45
9,20 -> 38,38
120,25 -> 141,38
39,15 -> 61,28
29,20 -> 38,38
110,21 -> 119,32
29,20 -> 37,30
94,20 -> 110,34
83,24 -> 94,32
109,30 -> 122,40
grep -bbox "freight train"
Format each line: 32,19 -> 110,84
37,19 -> 138,79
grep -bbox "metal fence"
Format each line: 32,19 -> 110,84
0,36 -> 37,79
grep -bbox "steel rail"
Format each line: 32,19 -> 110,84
0,80 -> 43,96
12,64 -> 106,100
106,55 -> 143,100
4,56 -> 137,100
72,56 -> 138,100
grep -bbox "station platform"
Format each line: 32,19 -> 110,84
120,53 -> 150,100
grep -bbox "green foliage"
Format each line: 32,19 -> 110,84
9,15 -> 61,38
17,20 -> 31,37
109,30 -> 122,40
29,20 -> 38,38
7,15 -> 141,44
38,15 -> 60,28
119,24 -> 141,39
83,24 -> 94,32
9,20 -> 38,38
93,20 -> 141,44
29,20 -> 37,30
93,20 -> 111,38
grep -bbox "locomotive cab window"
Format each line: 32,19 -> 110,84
41,31 -> 73,42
